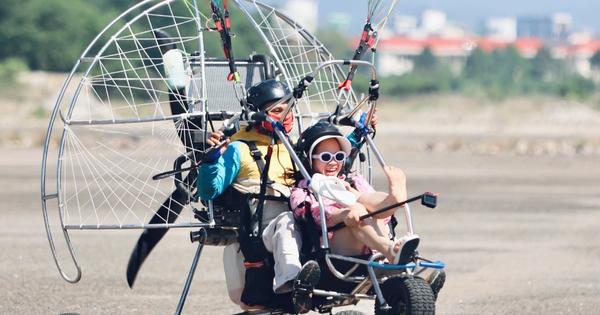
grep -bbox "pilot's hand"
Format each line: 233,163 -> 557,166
206,131 -> 230,156
367,107 -> 378,128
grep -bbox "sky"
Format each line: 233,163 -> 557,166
261,0 -> 600,35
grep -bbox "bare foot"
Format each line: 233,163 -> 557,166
383,166 -> 407,205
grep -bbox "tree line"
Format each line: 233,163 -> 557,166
1,0 -> 599,100
373,46 -> 598,100
0,0 -> 262,82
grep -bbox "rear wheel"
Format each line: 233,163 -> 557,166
374,275 -> 435,315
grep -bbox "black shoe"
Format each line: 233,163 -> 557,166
292,260 -> 321,314
424,269 -> 446,300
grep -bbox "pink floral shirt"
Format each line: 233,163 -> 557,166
290,174 -> 380,240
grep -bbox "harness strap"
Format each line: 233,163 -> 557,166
256,144 -> 274,235
297,199 -> 328,260
236,140 -> 275,236
238,140 -> 273,184
247,194 -> 287,202
247,143 -> 266,172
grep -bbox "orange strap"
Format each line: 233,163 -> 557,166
244,261 -> 265,268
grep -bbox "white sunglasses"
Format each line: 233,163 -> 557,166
312,151 -> 347,163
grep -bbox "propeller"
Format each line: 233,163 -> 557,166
126,186 -> 190,287
127,29 -> 192,288
153,29 -> 177,54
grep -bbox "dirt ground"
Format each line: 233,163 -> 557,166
1,142 -> 599,314
1,75 -> 600,314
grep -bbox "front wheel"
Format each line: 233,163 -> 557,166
375,275 -> 435,315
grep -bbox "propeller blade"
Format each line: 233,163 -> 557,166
153,29 -> 177,54
127,84 -> 195,287
126,187 -> 189,287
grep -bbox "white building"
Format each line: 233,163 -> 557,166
421,9 -> 446,35
552,13 -> 572,39
282,0 -> 318,34
394,15 -> 418,35
485,17 -> 517,42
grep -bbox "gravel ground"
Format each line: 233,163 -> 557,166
1,146 -> 599,314
2,73 -> 600,314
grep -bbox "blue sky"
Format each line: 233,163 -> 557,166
261,0 -> 600,34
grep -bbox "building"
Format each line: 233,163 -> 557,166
552,13 -> 573,39
421,9 -> 446,35
363,9 -> 599,79
517,16 -> 553,38
281,0 -> 318,33
375,36 -> 471,76
561,39 -> 600,79
393,15 -> 419,35
373,34 -> 600,79
517,13 -> 573,40
485,17 -> 517,42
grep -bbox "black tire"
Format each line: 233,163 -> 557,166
429,269 -> 446,301
334,311 -> 367,315
374,274 -> 435,315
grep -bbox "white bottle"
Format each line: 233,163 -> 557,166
163,49 -> 187,89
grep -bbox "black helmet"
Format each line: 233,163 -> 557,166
246,79 -> 291,110
296,121 -> 352,168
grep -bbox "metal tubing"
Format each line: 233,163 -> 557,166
191,0 -> 207,113
363,133 -> 385,167
272,124 -> 330,248
175,243 -> 204,315
308,60 -> 377,81
64,0 -> 179,122
207,200 -> 216,227
41,196 -> 82,283
312,289 -> 375,300
234,0 -> 358,114
232,0 -> 292,86
62,222 -> 219,230
59,109 -> 208,126
364,135 -> 414,234
367,255 -> 388,308
314,193 -> 330,249
42,1 -> 190,284
272,126 -> 311,180
270,117 -> 336,249
324,254 -> 367,281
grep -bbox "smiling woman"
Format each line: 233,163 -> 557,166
289,121 -> 421,266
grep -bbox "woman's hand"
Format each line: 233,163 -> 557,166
343,181 -> 362,199
343,208 -> 361,227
